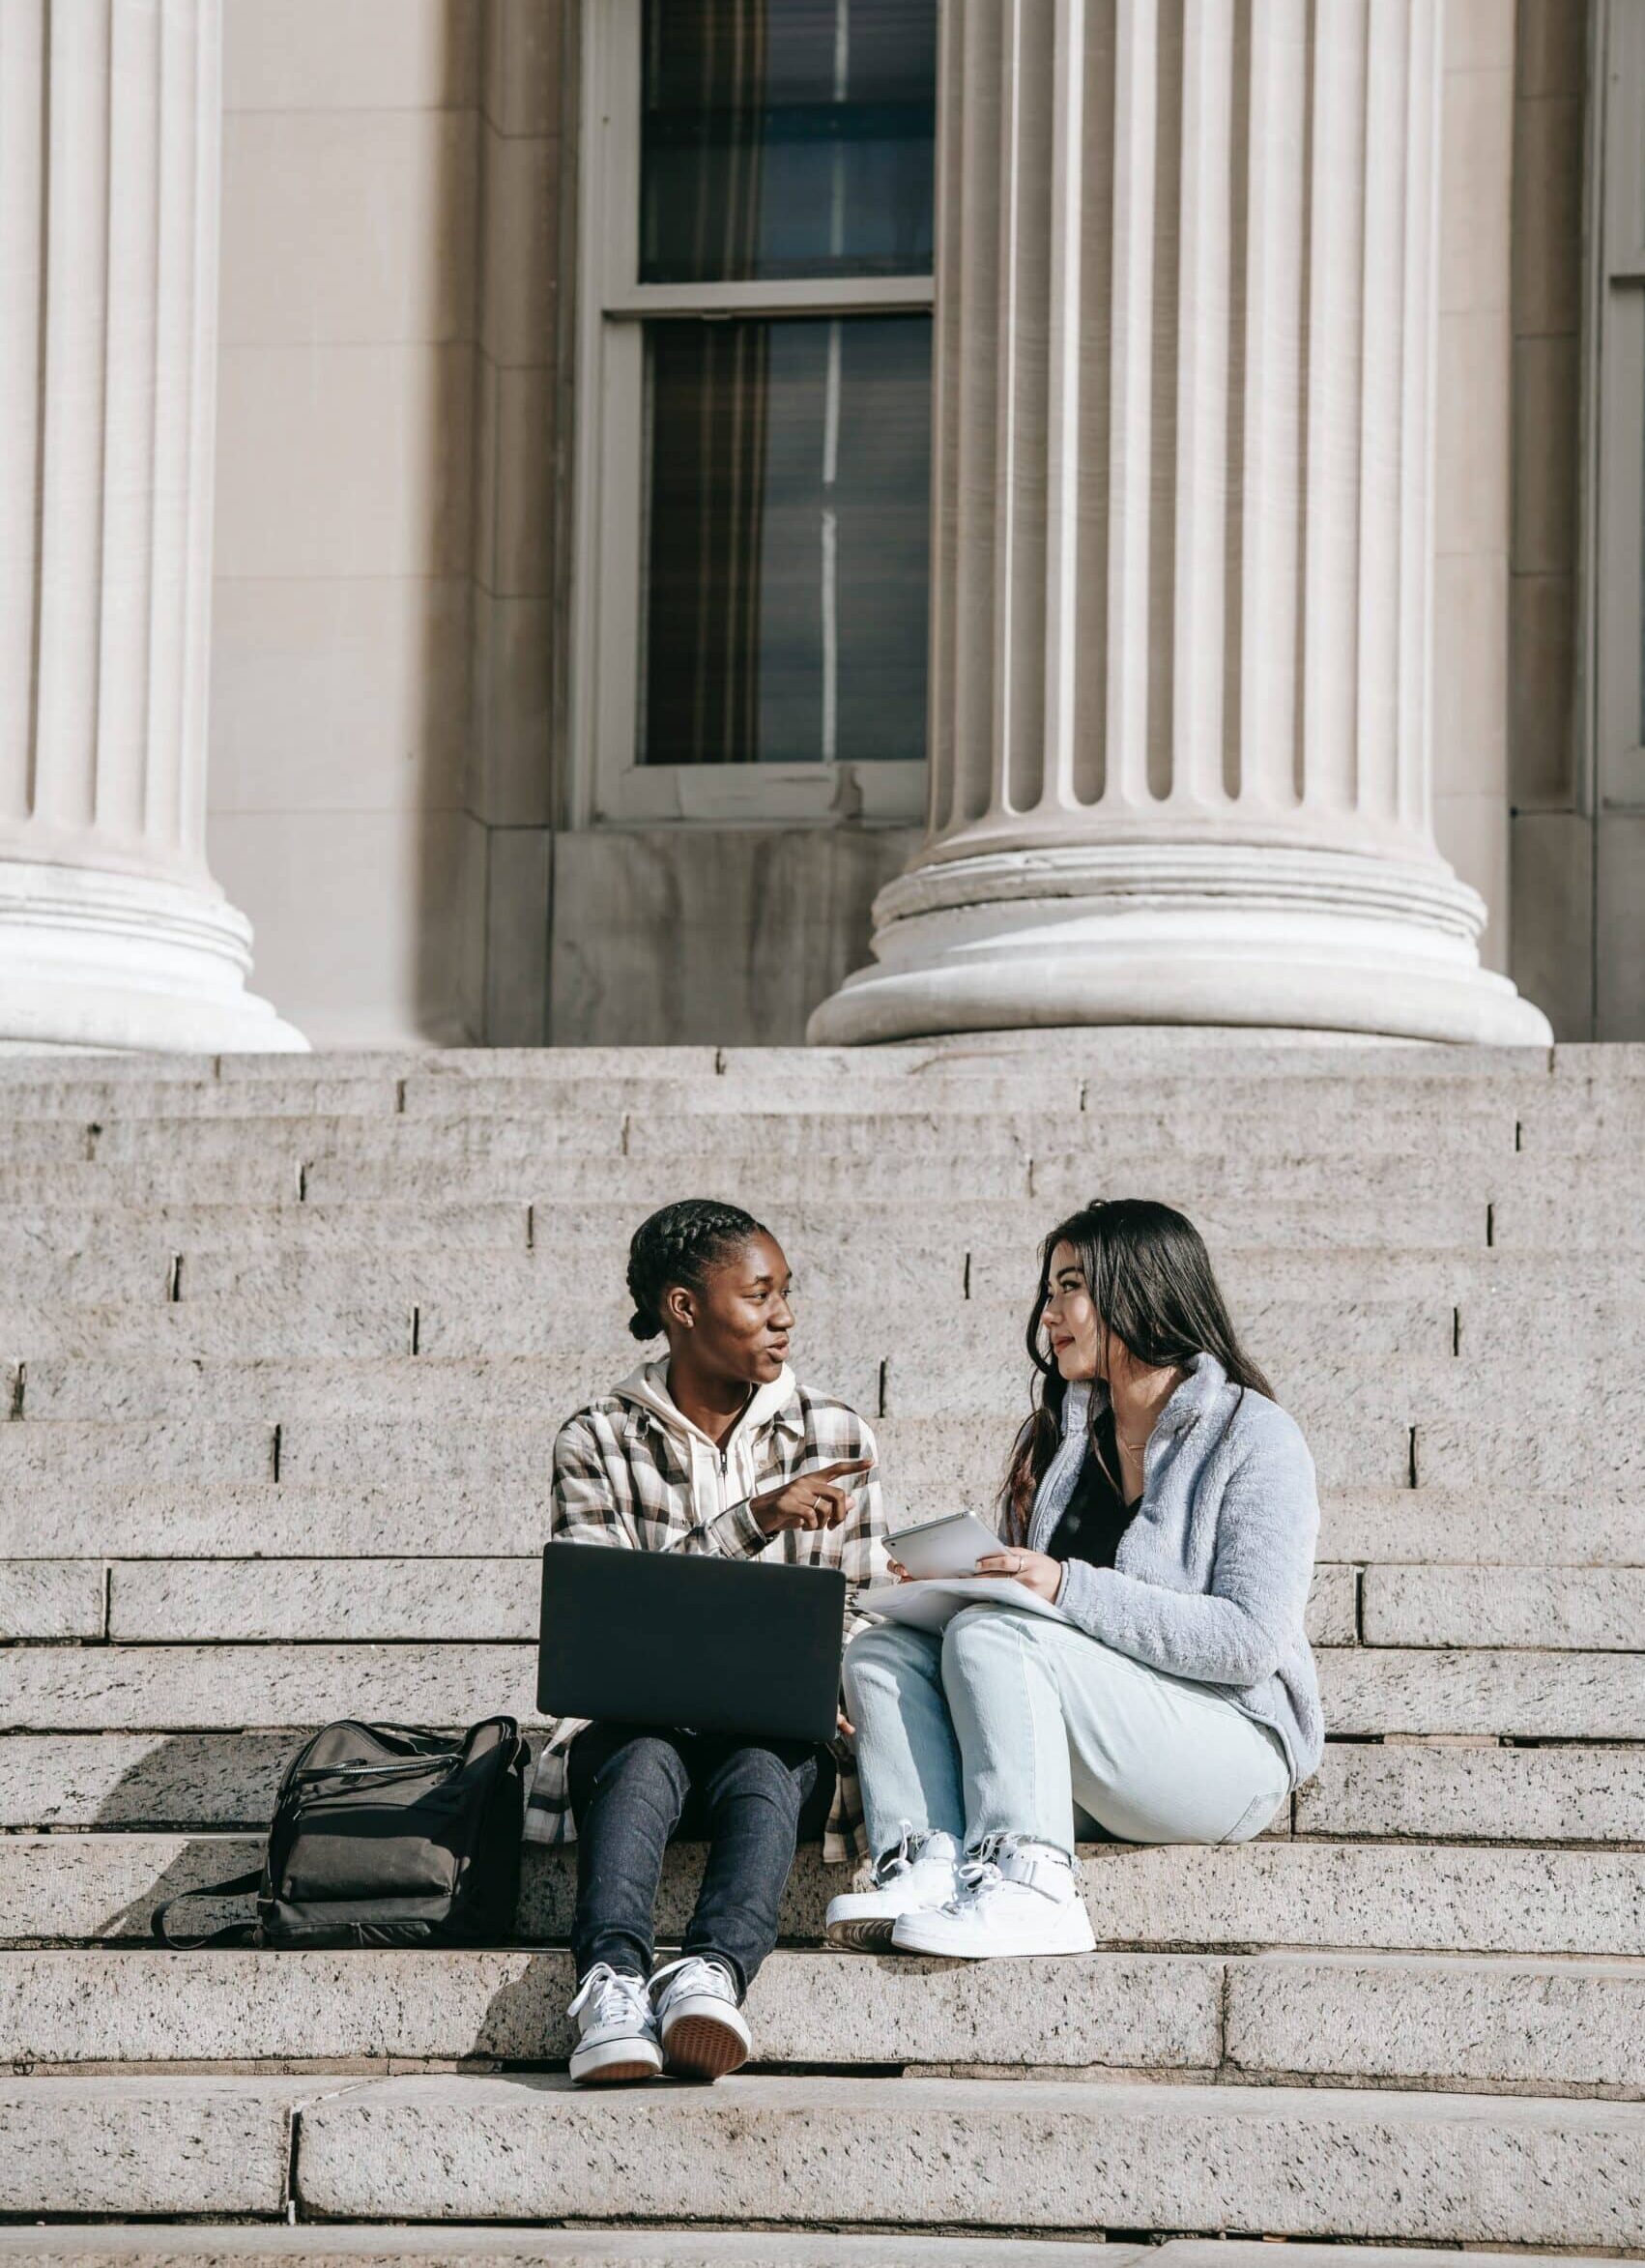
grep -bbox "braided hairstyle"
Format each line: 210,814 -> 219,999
625,1199 -> 769,1341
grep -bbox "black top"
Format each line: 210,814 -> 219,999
1045,1404 -> 1141,1571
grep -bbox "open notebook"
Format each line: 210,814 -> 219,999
856,1575 -> 1073,1636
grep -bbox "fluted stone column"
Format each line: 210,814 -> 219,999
0,0 -> 302,1051
811,0 -> 1548,1047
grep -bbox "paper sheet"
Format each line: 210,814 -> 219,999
855,1575 -> 1073,1635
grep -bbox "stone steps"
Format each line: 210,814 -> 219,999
0,1156 -> 1512,1238
1,1344 -> 1617,1431
0,2236 -> 1424,2268
4,1945 -> 1644,2101
0,1383 -> 1633,1493
279,2073 -> 1645,2244
3,1226 -> 1639,1297
5,1836 -> 1642,1955
6,2070 -> 1636,2245
0,1041 -> 1637,2253
4,1474 -> 1632,1562
5,1555 -> 1638,1649
6,1731 -> 1642,1844
0,2241 -> 1588,2268
0,1639 -> 1635,1739
0,1034 -> 1575,1084
74,1109 -> 1527,1164
8,1084 -> 1625,1146
2,1557 -> 1364,1644
3,1097 -> 1640,1160
0,1050 -> 1597,1097
141,1240 -> 1645,1301
0,1200 -> 1611,1302
0,1280 -> 1636,1368
0,1290 -> 1456,1366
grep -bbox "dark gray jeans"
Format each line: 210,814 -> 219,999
567,1723 -> 832,1999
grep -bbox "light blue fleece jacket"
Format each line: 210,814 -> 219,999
1051,1352 -> 1324,1785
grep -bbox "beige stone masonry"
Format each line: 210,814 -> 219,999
812,0 -> 1548,1046
0,1 -> 300,1049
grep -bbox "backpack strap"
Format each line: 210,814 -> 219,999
151,1870 -> 264,1950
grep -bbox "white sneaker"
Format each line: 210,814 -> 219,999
566,1963 -> 663,2083
823,1827 -> 963,1952
890,1836 -> 1096,1959
650,1954 -> 752,2080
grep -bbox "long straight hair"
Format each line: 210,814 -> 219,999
999,1198 -> 1276,1544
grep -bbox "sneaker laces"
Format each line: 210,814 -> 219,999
952,1853 -> 1004,1905
567,1963 -> 652,2030
873,1821 -> 919,1883
951,1831 -> 1072,1907
649,1954 -> 739,2010
874,1821 -> 955,1885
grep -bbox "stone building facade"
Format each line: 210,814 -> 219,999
0,0 -> 1624,1049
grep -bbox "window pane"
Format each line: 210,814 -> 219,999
639,315 -> 930,766
640,0 -> 937,283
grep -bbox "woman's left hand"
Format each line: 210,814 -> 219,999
970,1549 -> 1063,1603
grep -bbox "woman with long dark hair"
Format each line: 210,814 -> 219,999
825,1198 -> 1322,1961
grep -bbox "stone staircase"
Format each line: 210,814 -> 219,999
0,1037 -> 1640,2264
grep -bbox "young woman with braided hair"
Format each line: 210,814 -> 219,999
534,1198 -> 886,2083
826,1198 -> 1322,1962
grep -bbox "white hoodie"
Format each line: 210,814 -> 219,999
613,1356 -> 802,1536
528,1352 -> 886,1862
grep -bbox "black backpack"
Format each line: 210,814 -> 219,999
153,1717 -> 530,1949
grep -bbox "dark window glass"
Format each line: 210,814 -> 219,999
639,314 -> 931,766
640,0 -> 937,282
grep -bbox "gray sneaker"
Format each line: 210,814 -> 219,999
650,1953 -> 752,2079
566,1962 -> 663,2084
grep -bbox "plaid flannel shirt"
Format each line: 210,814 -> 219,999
525,1365 -> 887,1865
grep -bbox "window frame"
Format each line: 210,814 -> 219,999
567,0 -> 937,828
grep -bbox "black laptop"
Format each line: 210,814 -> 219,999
537,1541 -> 849,1744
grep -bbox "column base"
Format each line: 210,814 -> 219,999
807,842 -> 1553,1049
0,860 -> 306,1053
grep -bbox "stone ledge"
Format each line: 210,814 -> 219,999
1222,1949 -> 1645,2093
0,2231 -> 1125,2268
0,2239 -> 1598,2268
9,1730 -> 1644,1842
4,1837 -> 1642,1956
288,2072 -> 1645,2244
76,1103 -> 1527,1166
3,1476 -> 1633,1564
9,1367 -> 1639,1491
1294,1738 -> 1645,1842
0,1642 -> 1631,1738
0,2074 -> 308,2216
0,1292 -> 1456,1371
88,1557 -> 1350,1646
4,1946 -> 1643,2095
1362,1564 -> 1645,1648
0,1946 -> 1220,2072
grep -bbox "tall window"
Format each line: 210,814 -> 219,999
572,0 -> 937,825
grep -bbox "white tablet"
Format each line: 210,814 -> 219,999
884,1510 -> 1002,1581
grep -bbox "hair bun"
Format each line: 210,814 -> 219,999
628,1306 -> 659,1341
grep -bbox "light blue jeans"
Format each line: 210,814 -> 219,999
842,1604 -> 1292,1861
